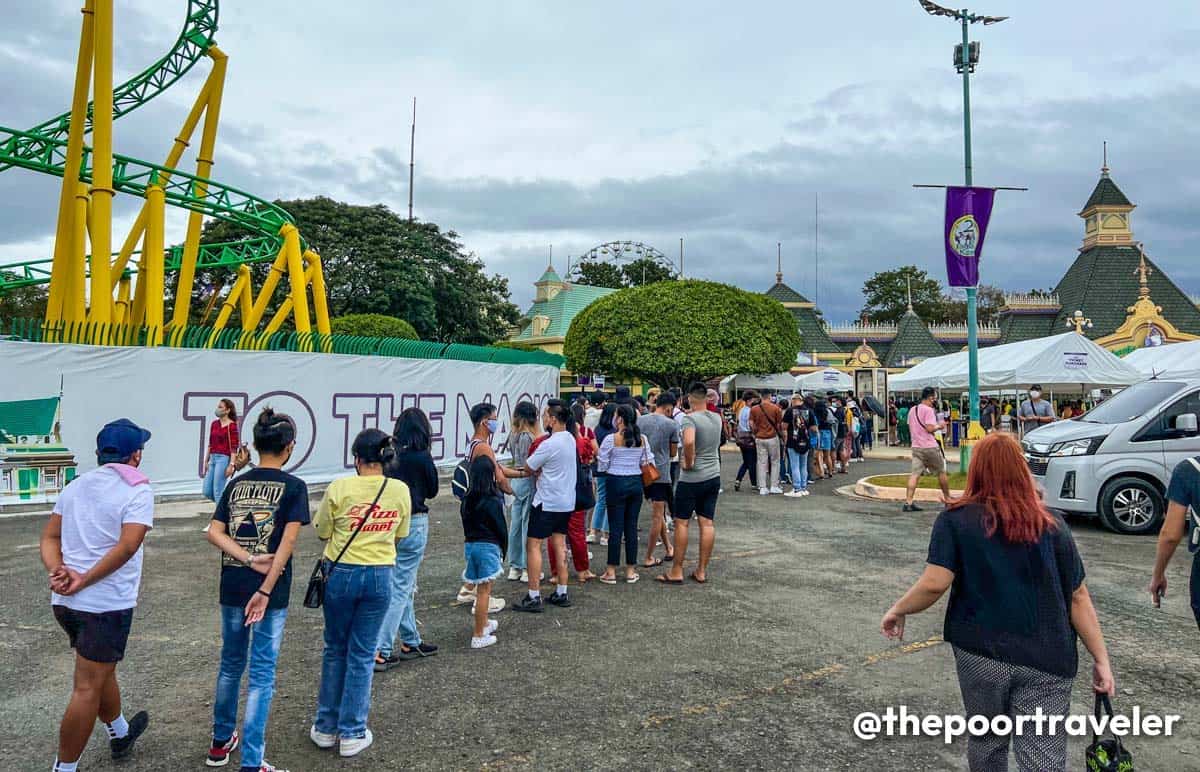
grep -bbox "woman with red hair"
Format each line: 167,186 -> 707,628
880,432 -> 1114,771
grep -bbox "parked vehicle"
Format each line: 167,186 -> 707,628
1022,378 -> 1200,534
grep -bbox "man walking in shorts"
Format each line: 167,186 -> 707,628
40,419 -> 154,772
904,387 -> 952,512
659,383 -> 723,585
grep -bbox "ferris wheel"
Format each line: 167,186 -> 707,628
571,240 -> 677,283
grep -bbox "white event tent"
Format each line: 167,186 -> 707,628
795,368 -> 853,392
888,332 -> 1144,392
718,372 -> 798,394
1122,339 -> 1200,379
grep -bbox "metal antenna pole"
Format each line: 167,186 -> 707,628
408,97 -> 416,222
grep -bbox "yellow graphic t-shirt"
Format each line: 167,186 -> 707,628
314,474 -> 411,565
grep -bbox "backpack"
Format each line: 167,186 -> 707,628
452,439 -> 483,501
1186,457 -> 1200,554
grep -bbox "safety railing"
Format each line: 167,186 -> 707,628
1,318 -> 564,368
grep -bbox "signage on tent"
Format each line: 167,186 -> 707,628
1063,351 -> 1089,369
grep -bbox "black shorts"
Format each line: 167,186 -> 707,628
674,477 -> 721,521
53,605 -> 134,663
644,482 -> 672,502
528,505 -> 571,539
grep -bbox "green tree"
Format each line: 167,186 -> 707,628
571,260 -> 625,289
0,272 -> 49,320
176,198 -> 519,344
564,280 -> 802,390
938,284 -> 1006,325
622,257 -> 677,287
329,313 -> 418,339
859,266 -> 944,324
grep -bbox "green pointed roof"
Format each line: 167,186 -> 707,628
0,397 -> 59,442
997,308 -> 1059,345
1082,172 -> 1132,211
884,310 -> 946,367
764,280 -> 811,304
1053,245 -> 1200,339
536,265 -> 562,284
514,283 -> 616,340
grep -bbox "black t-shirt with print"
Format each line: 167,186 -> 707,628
782,406 -> 815,451
214,467 -> 311,609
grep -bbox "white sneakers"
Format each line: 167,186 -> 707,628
455,585 -> 475,604
309,725 -> 336,749
759,488 -> 769,496
769,486 -> 784,494
312,725 -> 373,757
471,634 -> 498,649
506,567 -> 521,581
485,619 -> 499,635
472,597 -> 506,614
785,489 -> 810,497
339,729 -> 374,758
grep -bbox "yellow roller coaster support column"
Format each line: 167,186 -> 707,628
171,46 -> 228,328
87,0 -> 115,325
206,265 -> 251,347
114,274 -> 131,326
64,183 -> 90,331
242,246 -> 289,331
47,0 -> 95,325
281,224 -> 311,334
142,181 -> 166,344
306,250 -> 332,336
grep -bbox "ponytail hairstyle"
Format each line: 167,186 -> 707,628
219,398 -> 238,422
465,453 -> 500,509
616,404 -> 642,447
253,407 -> 295,455
352,427 -> 395,468
571,402 -> 587,432
512,401 -> 540,435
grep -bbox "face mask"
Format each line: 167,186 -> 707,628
214,408 -> 226,418
1029,390 -> 1041,399
486,419 -> 499,434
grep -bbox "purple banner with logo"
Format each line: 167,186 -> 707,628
944,186 -> 996,287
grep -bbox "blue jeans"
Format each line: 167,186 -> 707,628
377,516 -> 428,656
213,604 -> 287,769
204,453 -> 231,502
605,474 -> 642,566
788,448 -> 810,491
315,563 -> 391,739
507,477 -> 534,570
591,475 -> 609,533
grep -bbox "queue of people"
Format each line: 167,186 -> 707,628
39,382 -> 1197,772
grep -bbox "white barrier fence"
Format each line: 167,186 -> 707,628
0,341 -> 559,505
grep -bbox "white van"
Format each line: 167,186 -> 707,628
1022,377 -> 1200,534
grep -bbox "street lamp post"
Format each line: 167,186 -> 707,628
919,1 -> 1009,463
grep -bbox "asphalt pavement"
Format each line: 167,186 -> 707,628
2,456 -> 1198,771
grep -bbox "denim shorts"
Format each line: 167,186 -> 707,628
818,429 -> 833,451
463,542 -> 504,584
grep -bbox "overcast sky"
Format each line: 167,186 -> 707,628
2,1 -> 1198,320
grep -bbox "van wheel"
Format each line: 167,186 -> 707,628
1098,477 -> 1163,535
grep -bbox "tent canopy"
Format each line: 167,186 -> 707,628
1122,339 -> 1200,379
795,368 -> 853,392
718,372 -> 798,394
888,332 -> 1144,392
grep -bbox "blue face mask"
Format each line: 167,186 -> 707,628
486,419 -> 499,434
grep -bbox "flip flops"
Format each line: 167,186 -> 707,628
640,558 -> 664,568
689,572 -> 707,584
655,575 -> 683,585
598,575 -> 618,585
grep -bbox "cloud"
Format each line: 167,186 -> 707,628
2,0 -> 1199,326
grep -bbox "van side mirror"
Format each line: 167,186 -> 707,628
1177,413 -> 1199,435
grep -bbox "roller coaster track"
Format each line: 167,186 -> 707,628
0,0 -> 317,340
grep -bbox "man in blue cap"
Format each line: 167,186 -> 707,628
39,418 -> 155,772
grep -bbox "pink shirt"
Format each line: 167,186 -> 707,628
908,403 -> 939,449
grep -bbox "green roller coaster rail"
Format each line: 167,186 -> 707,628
1,318 -> 566,367
0,0 -> 295,292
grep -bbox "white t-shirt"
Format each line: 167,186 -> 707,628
52,465 -> 155,613
526,430 -> 578,512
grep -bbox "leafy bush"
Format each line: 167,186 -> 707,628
563,280 -> 802,389
330,313 -> 419,340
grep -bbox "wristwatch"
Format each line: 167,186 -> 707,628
241,554 -> 255,568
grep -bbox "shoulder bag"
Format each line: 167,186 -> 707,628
639,435 -> 660,487
1084,693 -> 1134,771
304,478 -> 389,609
